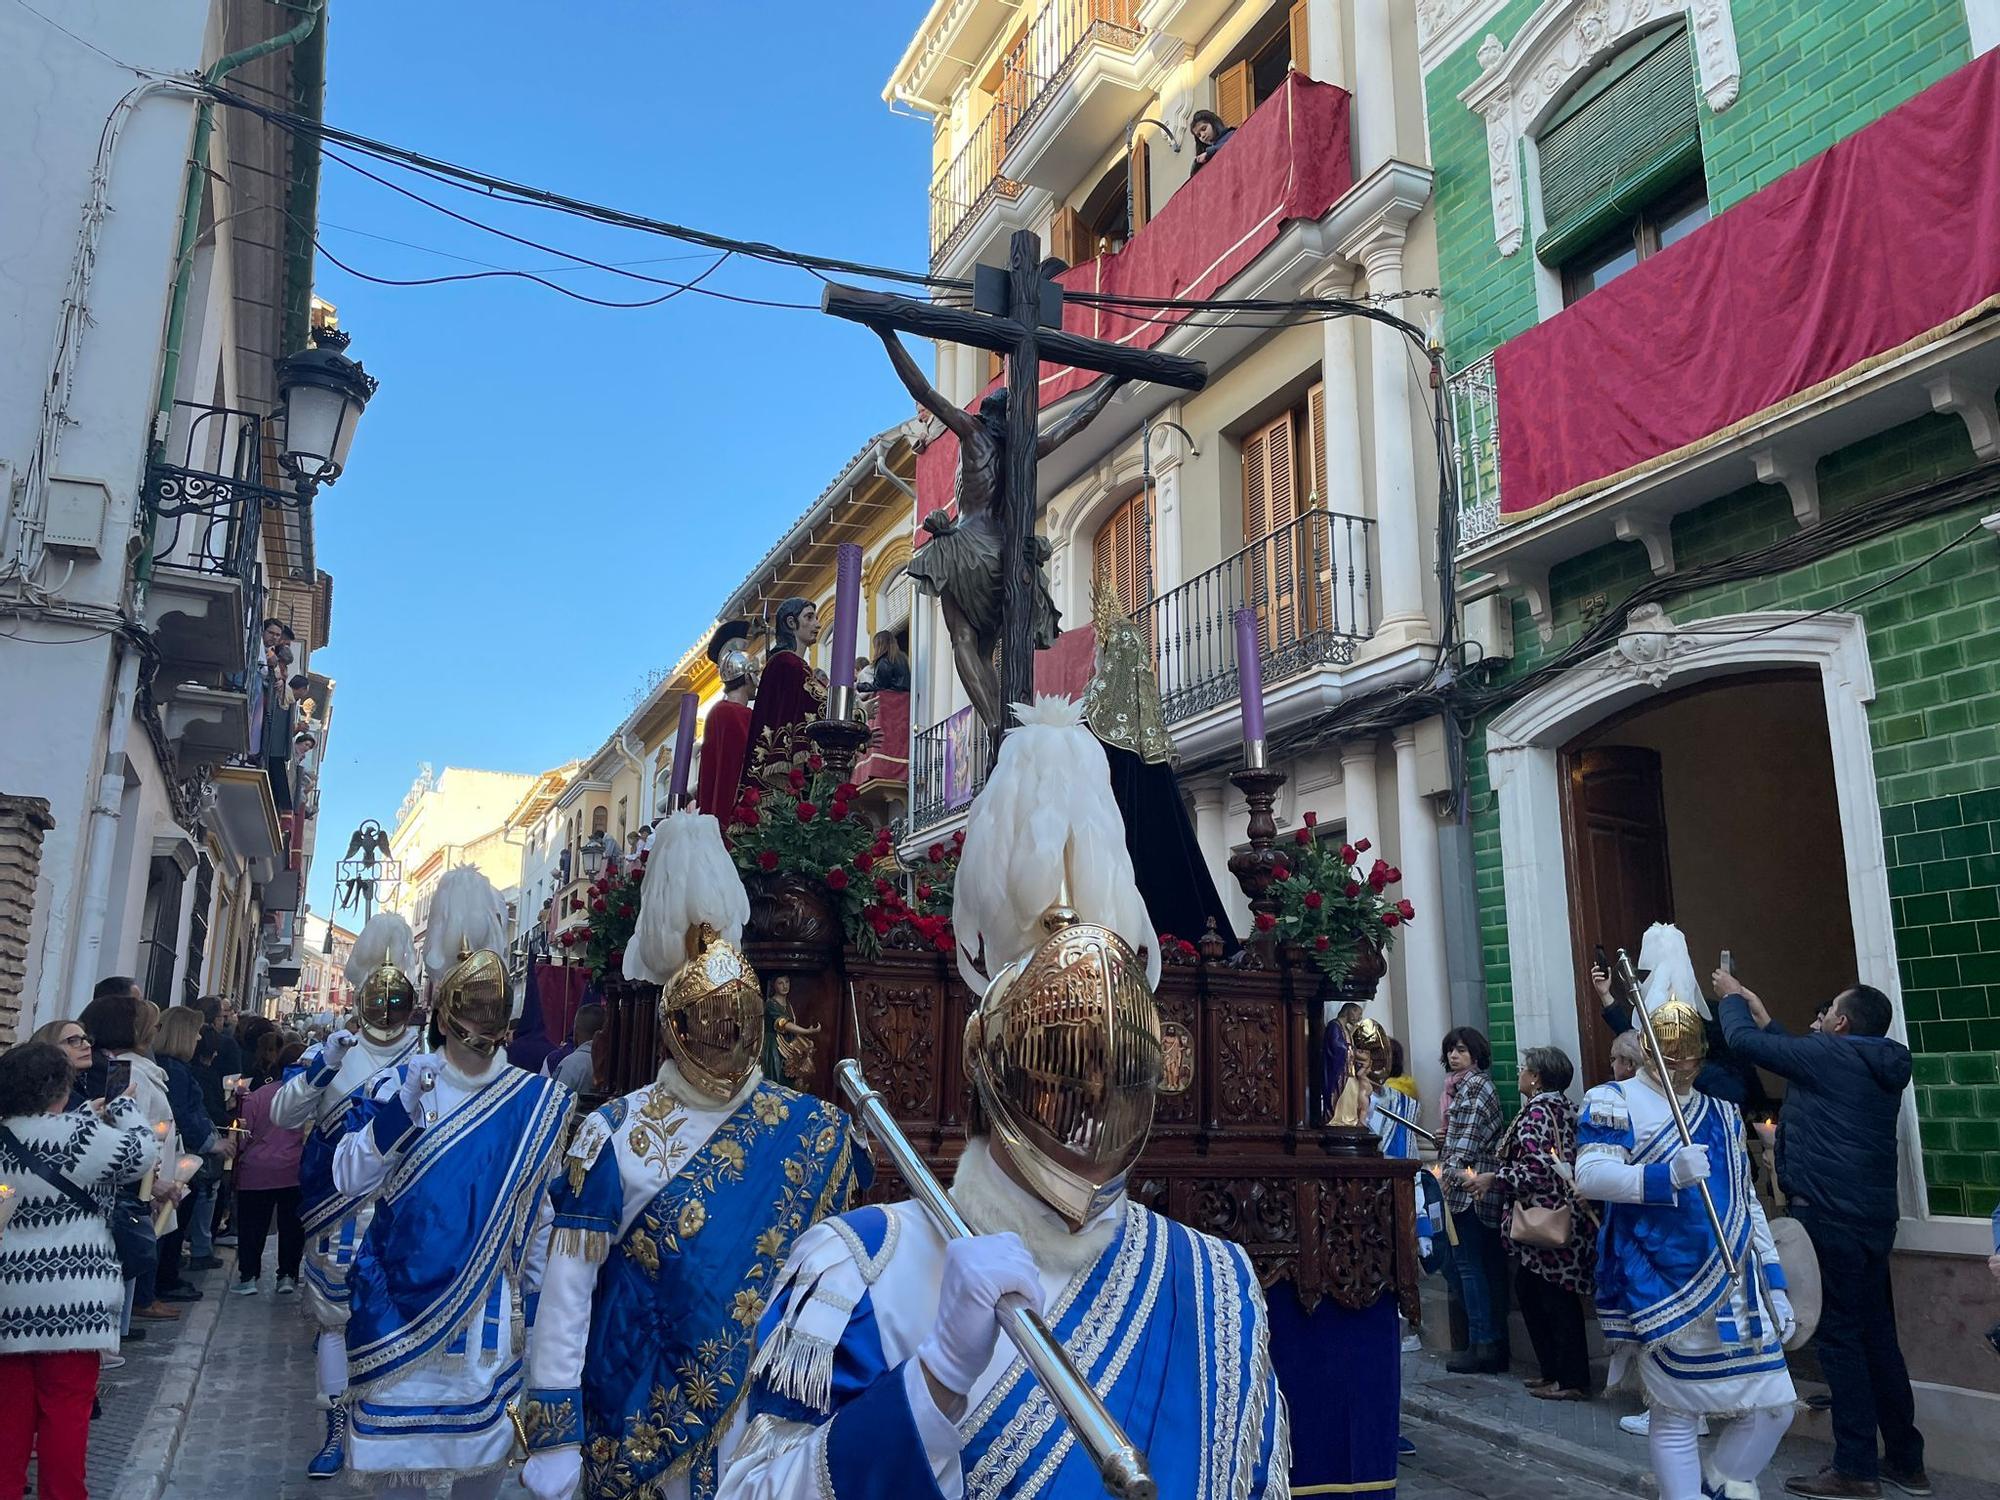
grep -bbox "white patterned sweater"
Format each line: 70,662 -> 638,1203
0,1099 -> 158,1354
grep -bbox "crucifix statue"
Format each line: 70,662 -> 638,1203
824,229 -> 1205,745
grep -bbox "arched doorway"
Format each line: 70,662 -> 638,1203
1560,670 -> 1856,1085
1486,609 -> 1927,1217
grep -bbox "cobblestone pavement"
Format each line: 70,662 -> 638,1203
1402,1344 -> 2000,1499
98,1252 -> 1998,1499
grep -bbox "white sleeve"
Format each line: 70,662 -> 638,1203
713,1365 -> 963,1500
330,1079 -> 396,1198
1573,1086 -> 1655,1206
524,1239 -> 594,1414
268,1063 -> 326,1130
520,1190 -> 556,1297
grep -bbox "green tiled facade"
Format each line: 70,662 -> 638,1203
1425,3 -> 1999,1216
1429,0 -> 1974,368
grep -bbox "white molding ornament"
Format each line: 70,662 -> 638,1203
1459,0 -> 1742,258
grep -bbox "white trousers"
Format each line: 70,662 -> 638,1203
316,1328 -> 347,1402
1651,1406 -> 1793,1500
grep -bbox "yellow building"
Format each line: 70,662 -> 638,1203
385,765 -> 548,958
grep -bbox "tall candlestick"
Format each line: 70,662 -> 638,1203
829,543 -> 864,692
668,692 -> 698,808
1234,608 -> 1267,769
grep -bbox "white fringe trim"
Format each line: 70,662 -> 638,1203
749,1328 -> 839,1414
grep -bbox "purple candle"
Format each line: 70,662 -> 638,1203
829,543 -> 864,691
668,692 -> 698,807
1235,608 -> 1267,766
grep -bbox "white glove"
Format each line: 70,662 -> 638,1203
916,1232 -> 1043,1399
397,1063 -> 437,1126
520,1447 -> 581,1500
326,1028 -> 360,1059
1669,1145 -> 1710,1189
1768,1288 -> 1796,1344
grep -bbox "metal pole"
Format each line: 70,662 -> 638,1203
1615,949 -> 1739,1281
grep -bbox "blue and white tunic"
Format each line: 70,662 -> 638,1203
715,1137 -> 1289,1500
332,1055 -> 571,1480
270,1027 -> 423,1331
1575,1075 -> 1795,1417
520,1062 -> 867,1500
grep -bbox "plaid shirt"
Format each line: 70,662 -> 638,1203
1441,1069 -> 1506,1225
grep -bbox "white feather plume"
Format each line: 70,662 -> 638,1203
630,810 -> 748,983
422,866 -> 507,979
1637,922 -> 1711,1022
343,911 -> 418,987
954,695 -> 1158,994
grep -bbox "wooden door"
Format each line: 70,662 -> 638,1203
1241,410 -> 1299,648
1561,745 -> 1674,1085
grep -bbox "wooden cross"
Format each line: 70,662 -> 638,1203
823,229 -> 1206,732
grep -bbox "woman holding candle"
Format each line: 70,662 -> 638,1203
1437,1025 -> 1511,1374
152,1007 -> 221,1302
0,1040 -> 159,1500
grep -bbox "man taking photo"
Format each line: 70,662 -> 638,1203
1715,970 -> 1923,1500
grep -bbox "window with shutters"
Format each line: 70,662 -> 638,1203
1537,22 -> 1710,305
1080,157 -> 1133,255
1212,1 -> 1305,127
1239,384 -> 1332,650
1092,490 -> 1154,618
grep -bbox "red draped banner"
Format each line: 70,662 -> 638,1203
1496,48 -> 2000,520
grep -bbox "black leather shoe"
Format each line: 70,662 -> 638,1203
159,1284 -> 203,1302
1445,1342 -> 1507,1374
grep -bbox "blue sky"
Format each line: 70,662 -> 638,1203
305,4 -> 930,918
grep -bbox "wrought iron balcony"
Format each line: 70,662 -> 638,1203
1144,508 -> 1373,724
907,709 -> 992,837
147,402 -> 274,585
1444,355 -> 1502,552
931,105 -> 1027,264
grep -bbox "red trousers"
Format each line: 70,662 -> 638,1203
0,1350 -> 99,1500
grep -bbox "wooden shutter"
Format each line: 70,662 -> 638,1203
1536,22 -> 1702,266
1049,206 -> 1090,268
1302,383 -> 1335,635
1242,411 -> 1300,647
1128,135 -> 1151,234
1288,0 -> 1311,77
1215,61 -> 1252,129
1092,491 -> 1153,618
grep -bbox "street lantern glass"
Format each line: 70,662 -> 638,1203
276,328 -> 377,487
581,835 -> 608,881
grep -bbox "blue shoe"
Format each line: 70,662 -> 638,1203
307,1402 -> 346,1479
1398,1435 -> 1417,1457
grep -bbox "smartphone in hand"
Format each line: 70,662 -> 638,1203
101,1059 -> 132,1101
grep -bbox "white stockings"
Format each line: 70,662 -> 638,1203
1650,1406 -> 1793,1500
316,1328 -> 348,1403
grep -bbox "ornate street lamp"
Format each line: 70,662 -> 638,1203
580,834 -> 608,882
276,327 -> 377,487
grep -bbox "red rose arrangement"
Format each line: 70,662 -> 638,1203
1266,825 -> 1413,983
572,854 -> 647,982
854,830 -> 961,958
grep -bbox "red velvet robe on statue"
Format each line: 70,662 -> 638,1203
739,650 -> 825,791
697,699 -> 752,817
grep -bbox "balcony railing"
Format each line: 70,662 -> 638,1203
999,0 -> 1142,146
147,401 -> 270,584
1444,356 -> 1501,549
927,0 -> 1144,263
1144,508 -> 1373,724
930,104 -> 1026,262
908,710 -> 992,835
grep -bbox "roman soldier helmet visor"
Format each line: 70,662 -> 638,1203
355,962 -> 416,1043
964,906 -> 1163,1231
659,923 -> 764,1100
434,944 -> 511,1057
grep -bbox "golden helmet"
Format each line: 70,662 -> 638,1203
659,923 -> 764,1101
354,962 -> 416,1044
964,902 -> 1164,1230
434,942 -> 511,1058
1644,999 -> 1709,1093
